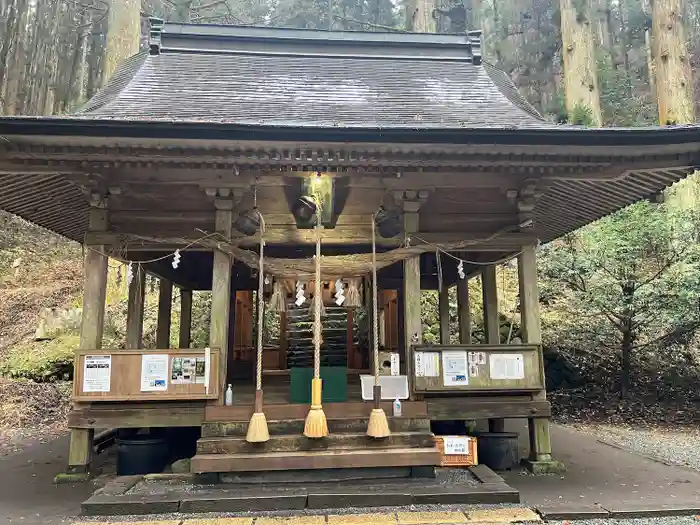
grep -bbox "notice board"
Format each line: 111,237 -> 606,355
73,348 -> 220,402
410,344 -> 544,393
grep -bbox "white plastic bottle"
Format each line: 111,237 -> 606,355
225,384 -> 233,406
393,398 -> 402,417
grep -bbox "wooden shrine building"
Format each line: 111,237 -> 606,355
1,20 -> 700,478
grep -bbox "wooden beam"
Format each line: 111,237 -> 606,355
438,285 -> 450,344
210,197 -> 234,405
109,211 -> 521,226
100,170 -> 537,189
179,289 -> 193,349
126,265 -> 146,349
84,231 -> 539,251
457,278 -> 471,344
156,278 -> 173,348
481,265 -> 500,344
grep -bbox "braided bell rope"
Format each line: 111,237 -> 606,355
372,217 -> 380,387
255,213 -> 266,391
313,221 -> 322,380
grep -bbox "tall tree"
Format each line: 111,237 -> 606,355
559,0 -> 602,125
405,0 -> 436,32
102,0 -> 141,84
651,0 -> 695,124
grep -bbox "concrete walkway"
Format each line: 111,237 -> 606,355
502,421 -> 700,510
0,433 -> 93,525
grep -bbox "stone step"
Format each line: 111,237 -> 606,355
201,418 -> 431,437
191,446 -> 440,473
197,431 -> 435,454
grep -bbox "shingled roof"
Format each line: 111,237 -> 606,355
74,21 -> 553,130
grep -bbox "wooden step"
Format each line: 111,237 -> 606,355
191,447 -> 441,473
197,431 -> 434,454
205,401 -> 428,422
202,418 -> 431,437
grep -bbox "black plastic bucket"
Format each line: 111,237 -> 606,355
476,432 -> 519,471
116,436 -> 169,475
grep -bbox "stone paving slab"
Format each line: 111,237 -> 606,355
604,503 -> 700,519
179,493 -> 309,513
80,466 -> 520,517
535,504 -> 610,520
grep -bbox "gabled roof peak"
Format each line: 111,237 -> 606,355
148,18 -> 482,64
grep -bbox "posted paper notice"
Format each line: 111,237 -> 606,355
442,350 -> 468,386
414,351 -> 440,377
141,354 -> 169,391
443,436 -> 471,455
489,353 -> 525,380
83,355 -> 111,393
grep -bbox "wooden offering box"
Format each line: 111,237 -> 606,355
73,348 -> 220,402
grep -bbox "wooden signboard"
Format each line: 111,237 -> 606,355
73,348 -> 220,402
410,344 -> 544,394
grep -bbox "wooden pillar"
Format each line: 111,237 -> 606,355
438,285 -> 450,344
399,191 -> 428,395
156,278 -> 173,348
179,289 -> 193,349
403,256 -> 421,381
210,197 -> 233,404
457,278 -> 471,344
126,266 -> 146,349
481,265 -> 500,344
482,264 -> 504,432
69,199 -> 108,475
519,245 -> 552,462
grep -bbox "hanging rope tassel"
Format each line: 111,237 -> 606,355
246,212 -> 270,443
268,280 -> 286,313
304,220 -> 329,439
366,215 -> 391,439
345,278 -> 362,308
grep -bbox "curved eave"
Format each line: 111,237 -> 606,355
0,116 -> 699,147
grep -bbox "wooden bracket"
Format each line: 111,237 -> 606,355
506,179 -> 543,230
203,187 -> 246,211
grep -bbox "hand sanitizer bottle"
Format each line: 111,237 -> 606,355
393,398 -> 402,417
225,384 -> 233,406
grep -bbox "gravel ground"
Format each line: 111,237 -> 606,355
575,424 -> 700,471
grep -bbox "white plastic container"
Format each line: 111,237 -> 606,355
393,398 -> 402,417
225,384 -> 233,406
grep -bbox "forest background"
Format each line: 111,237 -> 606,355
1,0 -> 699,446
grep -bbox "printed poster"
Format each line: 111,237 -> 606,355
414,351 -> 440,377
442,350 -> 468,386
171,356 -> 197,384
141,354 -> 168,391
195,357 -> 206,384
489,353 -> 525,380
83,355 -> 111,393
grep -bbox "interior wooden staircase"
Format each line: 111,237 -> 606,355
191,413 -> 441,476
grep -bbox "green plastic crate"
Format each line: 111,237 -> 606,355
289,366 -> 348,404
